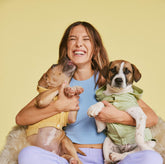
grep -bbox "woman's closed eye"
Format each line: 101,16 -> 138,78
83,36 -> 90,41
68,37 -> 76,41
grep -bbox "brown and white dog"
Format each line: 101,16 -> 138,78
88,60 -> 156,164
0,58 -> 85,164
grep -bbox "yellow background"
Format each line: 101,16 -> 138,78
0,0 -> 165,149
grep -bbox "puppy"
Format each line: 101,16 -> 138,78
0,58 -> 85,164
88,60 -> 155,164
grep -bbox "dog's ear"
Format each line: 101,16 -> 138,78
131,64 -> 141,82
100,62 -> 112,79
101,66 -> 109,79
38,73 -> 48,87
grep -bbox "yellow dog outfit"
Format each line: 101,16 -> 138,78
26,86 -> 69,137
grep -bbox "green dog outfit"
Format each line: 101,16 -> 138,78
95,85 -> 153,145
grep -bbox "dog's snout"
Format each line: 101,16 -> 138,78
115,78 -> 123,84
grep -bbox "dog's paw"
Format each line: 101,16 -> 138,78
104,158 -> 115,164
109,152 -> 123,162
64,86 -> 84,97
146,140 -> 156,148
87,102 -> 104,117
140,141 -> 155,151
64,86 -> 76,97
104,160 -> 112,164
74,86 -> 84,95
69,158 -> 79,164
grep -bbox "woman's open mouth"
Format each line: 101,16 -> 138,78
73,50 -> 86,56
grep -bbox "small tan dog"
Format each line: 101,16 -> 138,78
88,60 -> 156,163
0,58 -> 85,164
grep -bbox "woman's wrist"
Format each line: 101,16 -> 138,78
117,110 -> 136,126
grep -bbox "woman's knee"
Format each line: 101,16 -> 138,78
142,150 -> 163,163
119,150 -> 163,164
18,146 -> 38,164
18,146 -> 69,164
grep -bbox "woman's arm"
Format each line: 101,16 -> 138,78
15,83 -> 80,126
96,99 -> 158,128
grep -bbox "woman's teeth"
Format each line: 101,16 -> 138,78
74,51 -> 85,55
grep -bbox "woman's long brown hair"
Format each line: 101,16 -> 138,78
58,21 -> 109,87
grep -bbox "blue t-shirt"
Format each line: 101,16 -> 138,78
65,75 -> 106,144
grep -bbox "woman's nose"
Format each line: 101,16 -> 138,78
76,39 -> 83,47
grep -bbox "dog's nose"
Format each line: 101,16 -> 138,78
115,78 -> 123,84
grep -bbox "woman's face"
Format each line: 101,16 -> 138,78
67,25 -> 94,68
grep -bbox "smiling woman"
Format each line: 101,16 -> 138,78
58,21 -> 109,84
67,25 -> 94,70
16,21 -> 162,164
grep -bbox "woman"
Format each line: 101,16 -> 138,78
16,21 -> 162,164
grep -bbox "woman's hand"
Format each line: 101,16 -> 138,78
95,100 -> 158,127
95,100 -> 135,126
53,82 -> 80,113
16,82 -> 80,126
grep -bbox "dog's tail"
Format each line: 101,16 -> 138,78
0,125 -> 29,164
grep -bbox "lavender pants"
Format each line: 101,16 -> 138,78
18,146 -> 163,164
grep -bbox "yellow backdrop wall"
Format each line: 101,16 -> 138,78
0,0 -> 165,149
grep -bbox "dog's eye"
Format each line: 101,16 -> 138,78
124,68 -> 131,75
110,67 -> 117,74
